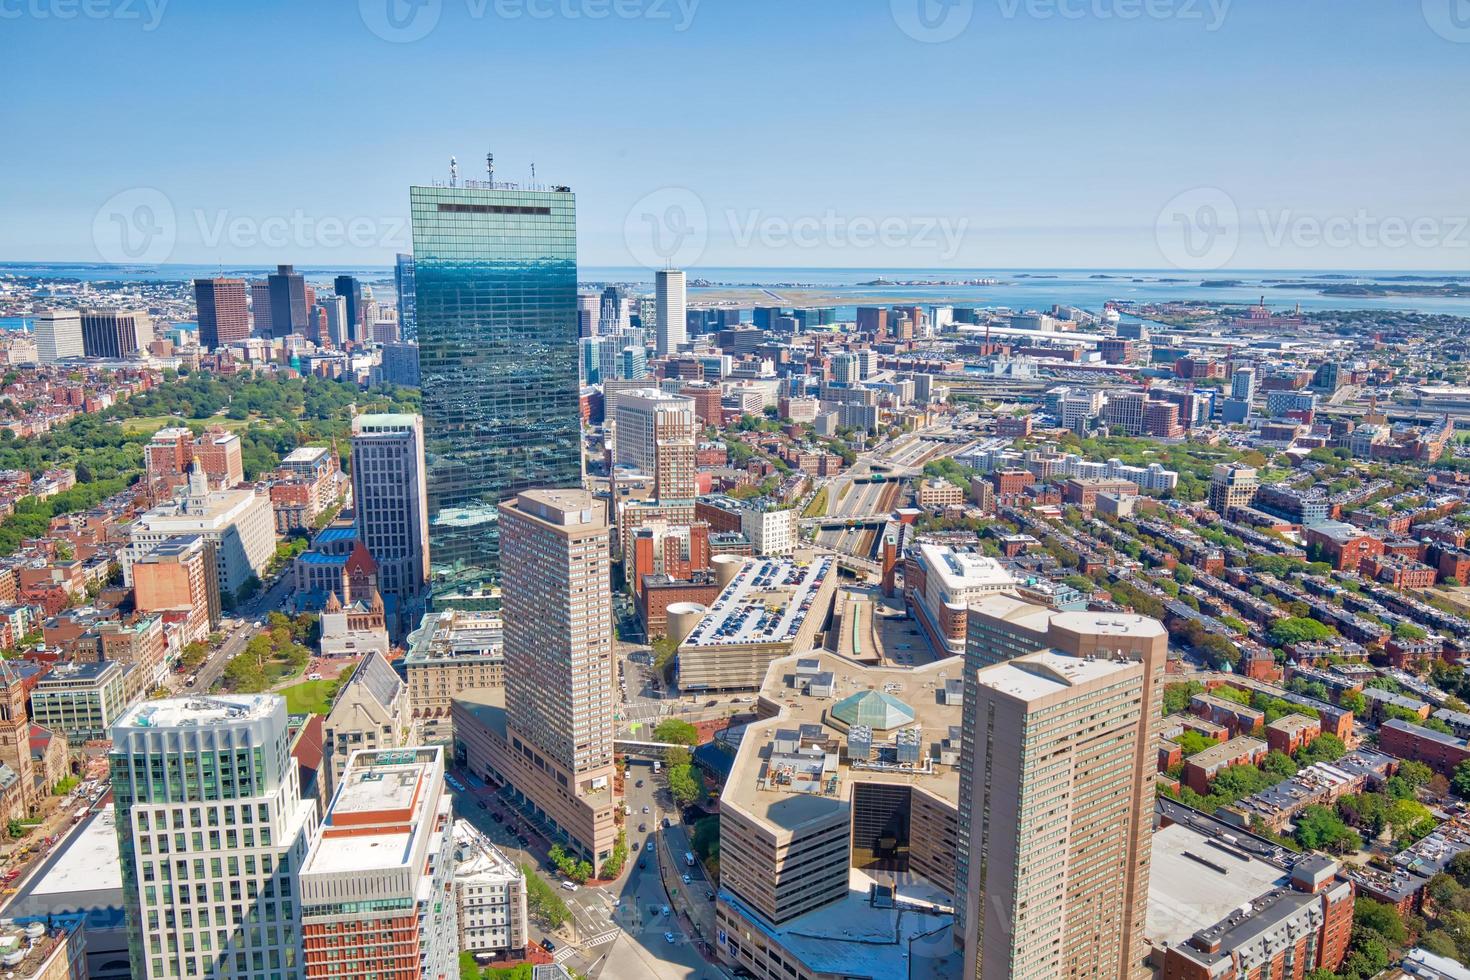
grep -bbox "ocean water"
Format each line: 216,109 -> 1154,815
3,263 -> 1468,316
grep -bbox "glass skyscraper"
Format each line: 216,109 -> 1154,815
409,183 -> 582,592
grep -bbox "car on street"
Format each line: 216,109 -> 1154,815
682,874 -> 691,884
491,812 -> 503,822
477,801 -> 487,809
638,859 -> 647,869
662,817 -> 671,828
638,823 -> 646,832
642,805 -> 650,813
645,841 -> 654,851
541,939 -> 556,952
664,931 -> 676,944
661,905 -> 671,916
706,890 -> 715,901
560,881 -> 577,892
635,779 -> 644,788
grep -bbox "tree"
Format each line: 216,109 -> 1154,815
1296,734 -> 1347,766
1175,731 -> 1214,757
1267,617 -> 1336,647
667,763 -> 702,806
1355,898 -> 1408,946
1398,760 -> 1434,789
1163,681 -> 1205,716
1393,621 -> 1429,641
1453,759 -> 1470,799
1294,805 -> 1362,854
1263,751 -> 1299,779
653,719 -> 699,747
1340,689 -> 1367,715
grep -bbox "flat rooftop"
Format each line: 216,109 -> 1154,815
1146,822 -> 1288,949
973,647 -> 1139,703
726,651 -> 961,830
307,748 -> 443,875
919,542 -> 1015,595
115,694 -> 277,730
720,868 -> 958,980
682,554 -> 834,649
405,609 -> 504,664
23,805 -> 122,898
966,591 -> 1053,634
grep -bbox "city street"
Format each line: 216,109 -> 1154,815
447,761 -> 729,980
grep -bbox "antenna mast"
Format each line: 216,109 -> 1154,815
487,150 -> 494,187
449,156 -> 458,187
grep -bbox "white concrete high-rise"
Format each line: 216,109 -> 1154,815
655,269 -> 687,356
33,311 -> 84,363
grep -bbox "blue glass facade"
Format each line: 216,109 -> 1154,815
410,185 -> 583,591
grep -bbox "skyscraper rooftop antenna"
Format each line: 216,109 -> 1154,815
487,151 -> 494,186
530,161 -> 537,184
449,156 -> 458,187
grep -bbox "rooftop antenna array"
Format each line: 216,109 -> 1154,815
487,150 -> 494,186
449,156 -> 458,187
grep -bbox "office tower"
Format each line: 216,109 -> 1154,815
1209,462 -> 1259,516
579,336 -> 604,384
655,269 -> 687,356
410,182 -> 582,590
250,280 -> 274,336
378,341 -> 421,386
599,285 -> 630,333
300,747 -> 457,980
395,253 -> 417,340
110,695 -> 319,980
1312,360 -> 1341,393
130,534 -> 221,644
964,641 -> 1159,980
333,275 -> 363,343
80,309 -> 153,359
856,348 -> 878,379
1231,366 -> 1257,403
622,344 -> 647,380
856,306 -> 887,338
267,264 -> 308,338
351,414 -> 430,610
831,352 -> 859,385
193,278 -> 250,350
317,294 -> 348,348
614,390 -> 697,501
32,310 -> 83,362
577,294 -> 601,338
499,489 -> 619,862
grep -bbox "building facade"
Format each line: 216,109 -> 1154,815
110,695 -> 319,980
410,183 -> 582,590
350,414 -> 429,613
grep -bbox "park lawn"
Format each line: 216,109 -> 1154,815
118,413 -> 255,436
280,679 -> 336,715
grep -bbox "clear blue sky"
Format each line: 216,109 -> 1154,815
3,0 -> 1467,270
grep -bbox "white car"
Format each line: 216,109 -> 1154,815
664,931 -> 676,944
561,881 -> 578,892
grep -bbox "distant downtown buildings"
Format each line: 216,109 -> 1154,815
655,268 -> 686,356
193,278 -> 250,350
409,182 -> 582,591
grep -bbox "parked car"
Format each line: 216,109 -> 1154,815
638,823 -> 647,832
541,938 -> 556,952
560,881 -> 577,892
661,905 -> 671,916
682,874 -> 691,884
664,931 -> 676,944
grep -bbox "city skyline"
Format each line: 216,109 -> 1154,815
2,2 -> 1466,269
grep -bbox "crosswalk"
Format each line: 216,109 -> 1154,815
579,929 -> 620,948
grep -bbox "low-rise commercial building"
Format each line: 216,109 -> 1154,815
453,819 -> 528,956
677,554 -> 837,691
403,609 -> 505,727
29,660 -> 127,743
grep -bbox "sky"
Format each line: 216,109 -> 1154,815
2,0 -> 1468,271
